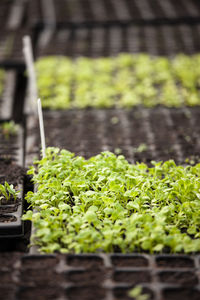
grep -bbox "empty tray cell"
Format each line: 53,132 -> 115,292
162,288 -> 200,300
66,269 -> 105,284
66,254 -> 104,269
113,286 -> 154,300
0,203 -> 19,214
66,286 -> 106,300
113,270 -> 151,284
1,270 -> 13,284
0,215 -> 17,223
156,256 -> 194,268
20,268 -> 64,286
158,271 -> 198,286
21,255 -> 58,269
0,252 -> 21,270
16,286 -> 65,300
0,287 -> 16,300
111,254 -> 149,267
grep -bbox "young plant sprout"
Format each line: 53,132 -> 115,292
35,54 -> 200,109
23,147 -> 200,254
1,121 -> 19,139
0,181 -> 19,204
128,286 -> 149,300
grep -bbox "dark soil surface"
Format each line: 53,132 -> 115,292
111,255 -> 149,267
0,203 -> 20,213
42,107 -> 200,165
162,288 -> 200,300
113,270 -> 152,283
158,271 -> 198,286
156,256 -> 195,268
67,255 -> 104,268
0,158 -> 25,186
0,215 -> 17,223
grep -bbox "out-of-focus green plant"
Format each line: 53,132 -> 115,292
35,54 -> 200,109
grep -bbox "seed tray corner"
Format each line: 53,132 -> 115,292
0,187 -> 24,238
0,29 -> 32,70
0,123 -> 25,238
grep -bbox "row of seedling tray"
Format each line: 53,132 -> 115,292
1,0 -> 200,31
1,253 -> 200,300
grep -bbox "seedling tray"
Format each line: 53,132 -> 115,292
28,0 -> 200,29
36,23 -> 200,58
0,253 -> 196,300
0,122 -> 24,165
40,108 -> 200,165
0,122 -> 25,238
0,187 -> 24,238
0,70 -> 17,120
0,29 -> 32,70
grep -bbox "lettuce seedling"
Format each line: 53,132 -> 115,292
23,147 -> 200,254
35,54 -> 200,110
128,286 -> 149,300
1,121 -> 19,139
0,181 -> 19,204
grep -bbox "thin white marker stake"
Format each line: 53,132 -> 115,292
23,36 -> 37,113
37,99 -> 46,158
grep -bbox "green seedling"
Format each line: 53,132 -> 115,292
1,121 -> 19,139
110,116 -> 119,125
133,143 -> 148,153
35,54 -> 200,110
128,286 -> 149,300
0,181 -> 19,204
23,147 -> 200,254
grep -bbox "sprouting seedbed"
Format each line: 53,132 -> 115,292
35,54 -> 200,110
23,147 -> 200,254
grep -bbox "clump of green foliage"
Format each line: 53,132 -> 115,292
1,121 -> 19,139
0,181 -> 19,204
35,54 -> 200,109
128,286 -> 149,300
23,147 -> 200,254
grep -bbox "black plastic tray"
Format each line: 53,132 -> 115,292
0,29 -> 32,70
28,0 -> 200,29
36,23 -> 200,58
10,253 -> 200,300
0,123 -> 25,238
0,187 -> 24,238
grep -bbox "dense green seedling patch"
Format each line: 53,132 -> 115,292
36,54 -> 200,109
23,147 -> 200,254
